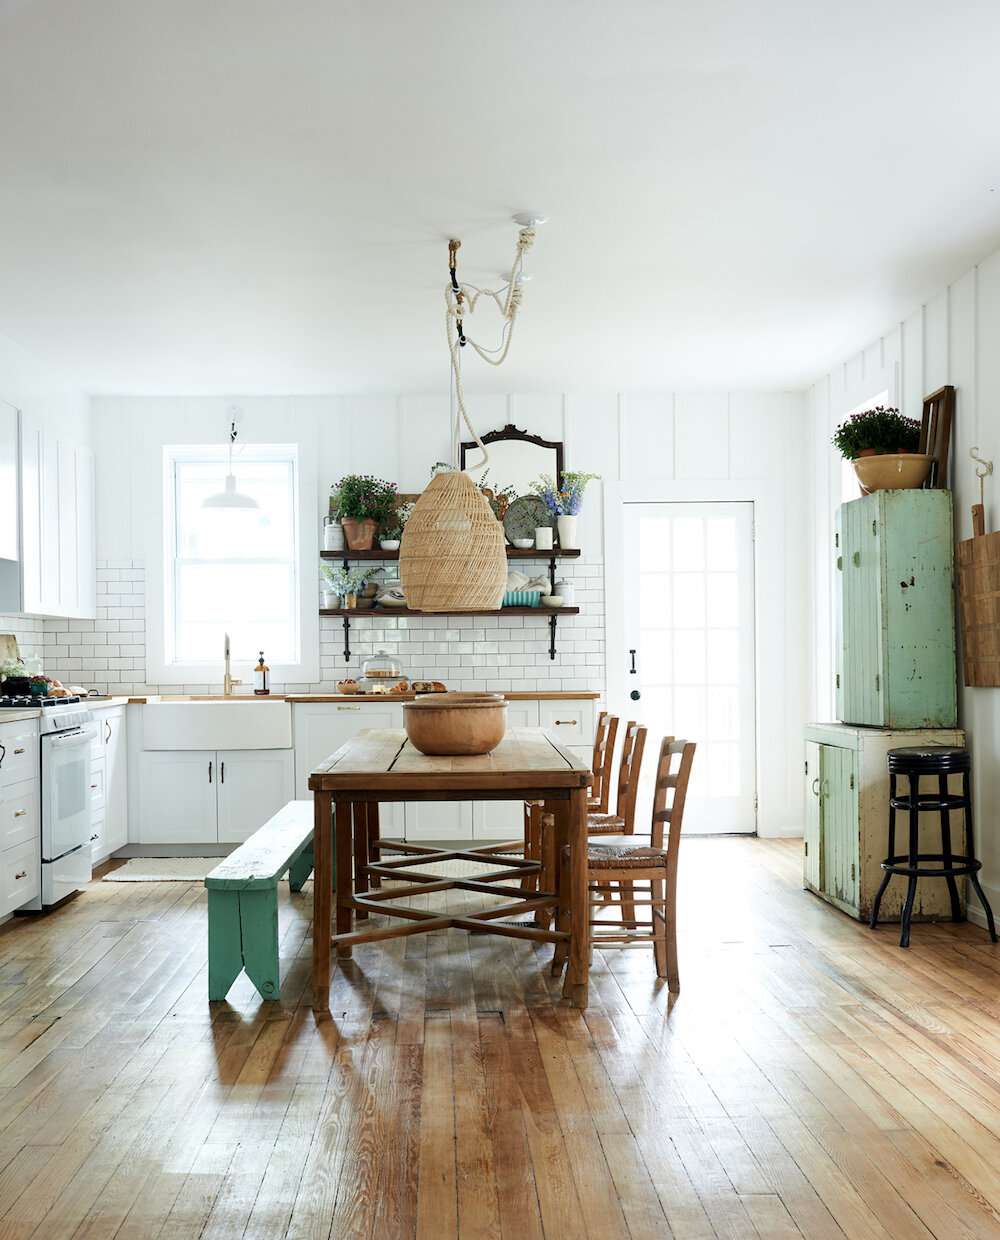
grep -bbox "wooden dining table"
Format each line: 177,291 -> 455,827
308,726 -> 593,1011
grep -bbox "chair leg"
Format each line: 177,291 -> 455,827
537,812 -> 556,930
970,872 -> 999,943
869,871 -> 892,929
521,803 -> 539,893
651,877 -> 668,981
368,802 -> 381,889
353,801 -> 369,921
620,879 -> 637,928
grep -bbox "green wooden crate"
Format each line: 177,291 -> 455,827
837,490 -> 957,728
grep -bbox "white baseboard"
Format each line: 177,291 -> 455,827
966,878 -> 1000,931
757,826 -> 804,840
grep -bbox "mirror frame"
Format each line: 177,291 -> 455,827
460,423 -> 564,486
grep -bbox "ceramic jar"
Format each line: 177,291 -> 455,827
534,525 -> 554,550
323,517 -> 345,552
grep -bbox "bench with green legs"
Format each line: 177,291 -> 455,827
204,799 -> 331,1001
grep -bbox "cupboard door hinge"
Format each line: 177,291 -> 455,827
872,519 -> 877,536
753,793 -> 759,816
804,840 -> 809,856
834,531 -> 839,548
804,759 -> 809,776
875,673 -> 880,692
849,772 -> 855,790
835,673 -> 840,689
850,862 -> 856,881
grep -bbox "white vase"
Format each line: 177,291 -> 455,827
534,526 -> 554,550
557,515 -> 579,550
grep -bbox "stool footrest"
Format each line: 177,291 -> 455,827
880,852 -> 982,879
889,794 -> 967,812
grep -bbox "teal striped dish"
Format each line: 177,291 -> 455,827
502,590 -> 542,608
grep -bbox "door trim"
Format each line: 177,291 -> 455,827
605,477 -> 791,837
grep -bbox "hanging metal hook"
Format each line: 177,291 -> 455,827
970,446 -> 993,479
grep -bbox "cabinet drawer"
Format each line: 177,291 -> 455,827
0,782 -> 38,851
0,726 -> 38,789
1,837 -> 39,914
538,702 -> 594,746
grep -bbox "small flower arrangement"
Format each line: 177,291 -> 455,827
832,407 -> 920,460
382,500 -> 415,541
321,564 -> 373,597
476,471 -> 518,519
331,475 -> 398,525
529,470 -> 600,516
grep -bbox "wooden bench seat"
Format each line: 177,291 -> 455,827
205,799 -> 319,1001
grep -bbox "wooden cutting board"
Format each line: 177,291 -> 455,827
956,518 -> 1000,686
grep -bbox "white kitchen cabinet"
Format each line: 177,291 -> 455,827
0,412 -> 96,619
404,801 -> 474,841
0,402 -> 17,562
292,701 -> 403,834
90,706 -> 127,863
135,746 -> 293,845
217,748 -> 295,844
0,717 -> 41,917
136,750 -> 219,844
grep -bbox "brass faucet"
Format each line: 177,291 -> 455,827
223,632 -> 241,696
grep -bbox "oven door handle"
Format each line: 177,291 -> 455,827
47,729 -> 94,747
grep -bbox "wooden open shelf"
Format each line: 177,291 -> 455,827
319,606 -> 579,618
320,547 -> 581,560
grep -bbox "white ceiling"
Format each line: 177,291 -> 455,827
2,0 -> 1000,395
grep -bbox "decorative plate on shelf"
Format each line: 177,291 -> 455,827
503,495 -> 550,544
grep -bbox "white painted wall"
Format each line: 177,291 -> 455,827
807,246 -> 1000,915
84,389 -> 808,836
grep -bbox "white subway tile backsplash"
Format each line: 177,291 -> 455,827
30,557 -> 606,697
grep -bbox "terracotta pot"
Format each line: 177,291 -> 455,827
852,453 -> 933,493
341,517 -> 377,551
403,694 -> 507,755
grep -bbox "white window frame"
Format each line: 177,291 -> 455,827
147,442 -> 318,687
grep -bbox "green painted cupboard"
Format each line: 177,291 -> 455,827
803,723 -> 965,921
836,490 -> 957,728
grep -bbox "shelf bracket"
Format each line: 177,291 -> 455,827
343,614 -> 351,663
548,613 -> 558,661
548,554 -> 557,594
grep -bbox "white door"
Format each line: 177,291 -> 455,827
620,501 -> 757,834
217,748 -> 295,844
136,750 -> 218,844
292,702 -> 403,833
102,710 -> 128,853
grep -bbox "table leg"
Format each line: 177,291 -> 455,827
562,786 -> 590,1009
312,791 -> 333,1012
335,797 -> 354,958
353,801 -> 368,921
549,797 -> 569,974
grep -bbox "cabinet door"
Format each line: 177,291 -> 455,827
39,431 -> 60,613
18,416 -> 42,613
840,498 -> 884,726
820,744 -> 858,909
57,441 -> 78,613
102,710 -> 128,852
217,749 -> 294,844
136,750 -> 218,844
404,800 -> 473,841
74,446 -> 96,619
472,700 -> 539,840
292,702 -> 403,833
0,403 -> 16,562
803,741 -> 821,889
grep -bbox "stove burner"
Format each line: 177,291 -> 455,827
0,695 -> 82,708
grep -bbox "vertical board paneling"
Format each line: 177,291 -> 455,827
901,309 -> 924,422
923,290 -> 949,392
620,392 -> 674,481
674,392 -> 729,479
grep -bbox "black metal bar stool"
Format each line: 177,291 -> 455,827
870,746 -> 997,948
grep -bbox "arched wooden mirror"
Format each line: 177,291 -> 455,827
460,423 -> 564,496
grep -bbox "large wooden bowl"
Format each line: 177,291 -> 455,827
403,694 -> 508,756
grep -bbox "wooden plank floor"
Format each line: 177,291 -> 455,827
0,838 -> 999,1238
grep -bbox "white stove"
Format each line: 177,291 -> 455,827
0,695 -> 97,907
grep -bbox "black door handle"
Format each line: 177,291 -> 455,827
630,689 -> 641,701
628,649 -> 637,674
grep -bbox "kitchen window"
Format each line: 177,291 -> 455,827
150,443 -> 316,685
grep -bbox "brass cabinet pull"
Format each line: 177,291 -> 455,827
13,809 -> 27,818
13,747 -> 25,755
554,719 -> 576,726
14,870 -> 27,880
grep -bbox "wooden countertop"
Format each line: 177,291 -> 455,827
126,691 -> 601,704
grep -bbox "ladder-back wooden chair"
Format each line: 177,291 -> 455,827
587,720 -> 646,836
556,737 -> 695,989
588,711 -> 620,813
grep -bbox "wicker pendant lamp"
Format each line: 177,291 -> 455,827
399,470 -> 507,612
399,217 -> 544,614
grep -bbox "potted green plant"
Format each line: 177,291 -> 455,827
832,407 -> 930,493
331,475 -> 398,551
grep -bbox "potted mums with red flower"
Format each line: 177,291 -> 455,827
831,406 -> 930,493
331,475 -> 398,551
